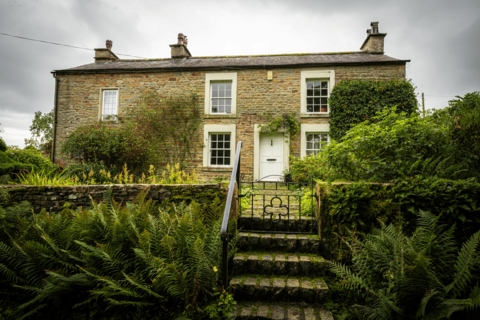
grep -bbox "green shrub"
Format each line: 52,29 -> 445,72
0,194 -> 237,319
330,210 -> 480,319
61,122 -> 153,170
6,145 -> 57,173
0,151 -> 34,177
329,79 -> 418,141
326,107 -> 452,182
0,137 -> 6,152
288,152 -> 332,183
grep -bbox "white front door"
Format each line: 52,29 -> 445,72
259,133 -> 284,181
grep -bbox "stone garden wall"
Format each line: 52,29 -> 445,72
2,183 -> 235,214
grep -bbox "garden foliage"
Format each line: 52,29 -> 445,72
60,121 -> 153,170
24,109 -> 54,153
0,150 -> 34,178
6,146 -> 57,173
0,193 -> 237,319
328,79 -> 418,141
330,210 -> 480,319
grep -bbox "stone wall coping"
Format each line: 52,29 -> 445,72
1,183 -> 225,189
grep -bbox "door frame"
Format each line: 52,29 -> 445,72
253,124 -> 290,181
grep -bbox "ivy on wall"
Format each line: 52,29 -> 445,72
328,79 -> 418,141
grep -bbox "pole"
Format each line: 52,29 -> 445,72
422,93 -> 425,118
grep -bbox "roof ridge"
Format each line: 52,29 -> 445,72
116,51 -> 365,62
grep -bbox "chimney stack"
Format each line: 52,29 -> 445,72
94,39 -> 119,62
170,33 -> 192,59
360,21 -> 386,54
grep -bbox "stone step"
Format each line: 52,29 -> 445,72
239,215 -> 317,233
233,302 -> 334,320
233,252 -> 326,277
230,276 -> 329,303
237,232 -> 321,254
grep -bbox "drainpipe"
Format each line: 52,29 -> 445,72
51,72 -> 59,164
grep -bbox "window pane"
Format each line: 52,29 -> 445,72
313,82 -> 321,89
307,134 -> 313,142
218,141 -> 223,148
211,158 -> 217,165
218,150 -> 224,157
226,83 -> 232,90
307,81 -> 313,89
225,134 -> 230,141
212,135 -> 217,141
314,88 -> 321,96
217,158 -> 224,165
321,89 -> 328,96
225,105 -> 231,114
307,98 -> 313,104
219,105 -> 224,113
307,142 -> 312,149
306,150 -> 313,155
307,89 -> 313,96
211,141 -> 217,148
314,98 -> 320,105
314,105 -> 320,112
225,150 -> 231,157
307,105 -> 313,113
321,81 -> 328,89
224,158 -> 230,165
321,98 -> 328,104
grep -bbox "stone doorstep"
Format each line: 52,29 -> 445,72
233,252 -> 326,277
237,232 -> 321,254
238,216 -> 316,233
232,302 -> 334,320
231,276 -> 329,303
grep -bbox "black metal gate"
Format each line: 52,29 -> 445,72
238,175 -> 317,234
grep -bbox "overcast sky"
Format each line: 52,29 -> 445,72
0,0 -> 479,148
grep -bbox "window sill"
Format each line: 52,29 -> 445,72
201,167 -> 233,172
300,113 -> 330,118
204,114 -> 237,119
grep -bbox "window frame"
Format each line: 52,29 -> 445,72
203,124 -> 236,168
204,73 -> 237,116
305,132 -> 329,156
300,123 -> 330,158
99,88 -> 119,121
210,81 -> 233,114
300,70 -> 335,115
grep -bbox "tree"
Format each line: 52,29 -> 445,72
24,109 -> 54,153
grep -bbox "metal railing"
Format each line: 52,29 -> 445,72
221,141 -> 242,287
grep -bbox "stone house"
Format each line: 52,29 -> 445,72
51,22 -> 409,181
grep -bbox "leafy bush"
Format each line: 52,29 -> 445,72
326,107 -> 452,182
329,79 -> 418,141
6,146 -> 57,173
0,137 -> 6,152
288,152 -> 332,183
0,151 -> 34,177
0,194 -> 237,319
60,122 -> 153,170
330,210 -> 480,319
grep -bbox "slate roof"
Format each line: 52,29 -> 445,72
54,51 -> 410,74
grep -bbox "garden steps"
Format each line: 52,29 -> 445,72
239,215 -> 317,233
237,232 -> 321,254
233,252 -> 326,277
232,184 -> 333,319
232,301 -> 334,319
230,275 -> 329,303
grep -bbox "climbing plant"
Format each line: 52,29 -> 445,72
258,112 -> 300,153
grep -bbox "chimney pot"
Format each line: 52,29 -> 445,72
171,33 -> 191,59
106,39 -> 113,50
360,22 -> 386,54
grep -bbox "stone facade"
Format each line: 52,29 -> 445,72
52,23 -> 409,182
53,64 -> 406,181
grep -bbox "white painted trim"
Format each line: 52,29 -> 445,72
204,73 -> 237,115
253,124 -> 290,181
300,123 -> 330,158
98,88 -> 119,122
300,70 -> 335,115
203,124 -> 236,167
